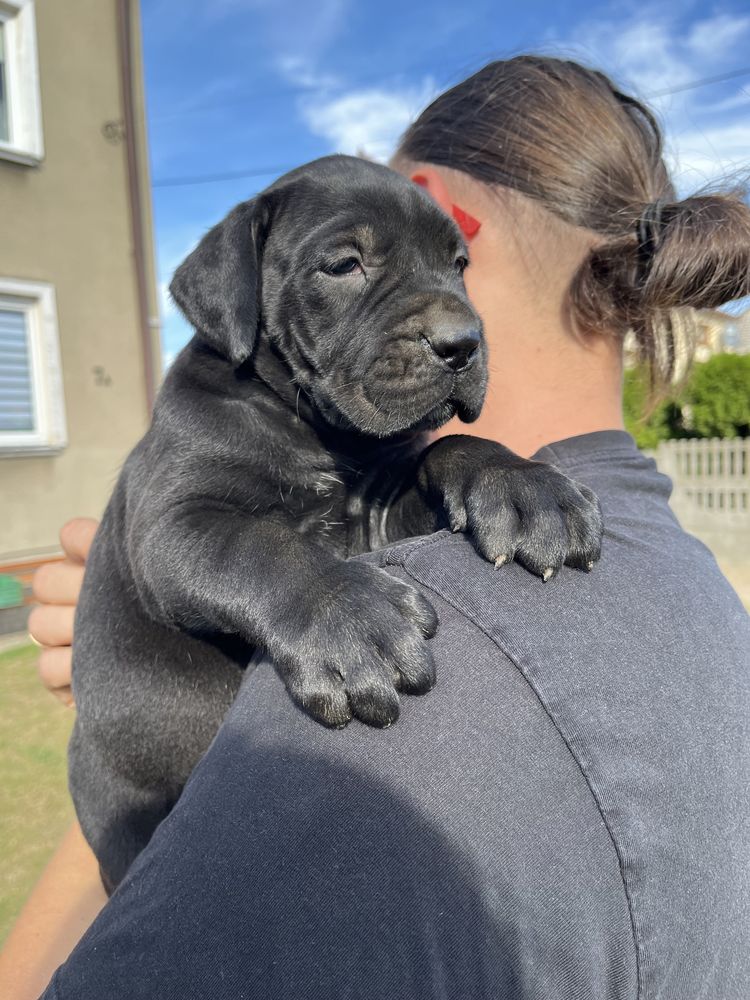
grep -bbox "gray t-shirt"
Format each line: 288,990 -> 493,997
45,431 -> 750,1000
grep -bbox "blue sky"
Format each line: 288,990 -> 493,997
139,0 -> 750,362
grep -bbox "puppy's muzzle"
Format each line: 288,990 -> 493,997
423,321 -> 481,372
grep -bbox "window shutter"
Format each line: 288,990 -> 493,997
0,307 -> 35,431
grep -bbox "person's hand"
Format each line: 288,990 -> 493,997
28,518 -> 98,707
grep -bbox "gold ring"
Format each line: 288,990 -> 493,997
28,632 -> 43,648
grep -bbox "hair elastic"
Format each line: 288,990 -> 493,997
635,199 -> 669,283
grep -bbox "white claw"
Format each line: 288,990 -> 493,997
494,554 -> 510,569
586,561 -> 595,571
542,567 -> 555,582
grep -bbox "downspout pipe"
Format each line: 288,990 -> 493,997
115,0 -> 157,414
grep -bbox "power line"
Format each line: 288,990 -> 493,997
150,65 -> 750,190
647,65 -> 750,98
152,164 -> 293,188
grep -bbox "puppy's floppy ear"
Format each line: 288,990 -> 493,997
169,199 -> 267,366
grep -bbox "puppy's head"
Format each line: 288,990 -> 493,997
170,155 -> 487,437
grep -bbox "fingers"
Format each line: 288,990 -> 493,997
27,604 -> 76,648
37,646 -> 75,707
32,559 -> 86,606
28,524 -> 88,707
60,518 -> 99,564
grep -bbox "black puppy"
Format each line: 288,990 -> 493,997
70,155 -> 602,889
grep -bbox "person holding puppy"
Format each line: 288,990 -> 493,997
5,55 -> 750,999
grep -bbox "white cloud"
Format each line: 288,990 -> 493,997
230,0 -> 435,162
565,8 -> 750,99
685,13 -> 750,64
666,121 -> 750,193
548,8 -> 750,192
577,18 -> 691,95
695,86 -> 750,115
300,80 -> 437,159
276,55 -> 340,91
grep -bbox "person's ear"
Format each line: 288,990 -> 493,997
411,168 -> 454,214
412,168 -> 481,240
169,198 -> 269,367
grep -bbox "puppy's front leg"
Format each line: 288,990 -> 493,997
128,505 -> 437,727
386,435 -> 603,580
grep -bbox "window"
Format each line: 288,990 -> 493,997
0,278 -> 66,455
723,322 -> 739,351
0,1 -> 43,165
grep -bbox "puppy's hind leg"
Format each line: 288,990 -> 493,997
69,721 -> 179,893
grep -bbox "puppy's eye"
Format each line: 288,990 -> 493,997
454,256 -> 469,274
327,257 -> 363,277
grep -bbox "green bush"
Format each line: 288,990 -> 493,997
682,354 -> 750,439
624,354 -> 750,446
623,367 -> 680,449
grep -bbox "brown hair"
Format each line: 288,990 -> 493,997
395,55 -> 750,381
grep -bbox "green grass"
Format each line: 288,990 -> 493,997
0,642 -> 74,943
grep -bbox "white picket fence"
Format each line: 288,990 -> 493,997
652,438 -> 750,532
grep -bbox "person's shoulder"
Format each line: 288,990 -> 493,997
364,520 -> 749,999
369,502 -> 747,671
220,565 -> 640,999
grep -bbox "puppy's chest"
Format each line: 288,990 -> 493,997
275,466 -> 375,557
278,470 -> 360,555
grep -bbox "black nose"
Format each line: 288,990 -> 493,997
425,326 -> 481,371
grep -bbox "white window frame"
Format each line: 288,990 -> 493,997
0,0 -> 43,165
0,278 -> 66,456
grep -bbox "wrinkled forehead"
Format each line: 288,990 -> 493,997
275,174 -> 465,261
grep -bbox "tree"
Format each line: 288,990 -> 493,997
682,354 -> 750,439
623,367 -> 681,449
624,355 -> 750,445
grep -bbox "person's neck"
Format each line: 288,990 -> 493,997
437,323 -> 625,458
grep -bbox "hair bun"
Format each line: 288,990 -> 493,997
640,193 -> 750,312
570,190 -> 750,381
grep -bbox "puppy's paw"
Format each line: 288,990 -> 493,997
277,563 -> 438,728
450,461 -> 603,580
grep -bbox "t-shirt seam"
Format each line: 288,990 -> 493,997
395,554 -> 643,1000
542,452 -> 645,475
539,443 -> 637,466
382,530 -> 448,565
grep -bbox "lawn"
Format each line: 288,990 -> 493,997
0,642 -> 75,943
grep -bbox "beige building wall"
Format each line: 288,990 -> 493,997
0,0 -> 160,562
